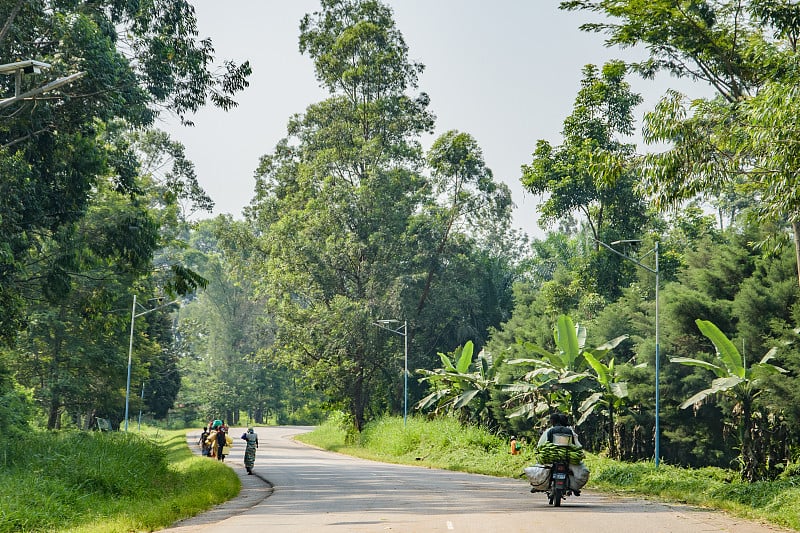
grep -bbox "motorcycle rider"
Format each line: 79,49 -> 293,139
537,412 -> 581,447
536,412 -> 584,497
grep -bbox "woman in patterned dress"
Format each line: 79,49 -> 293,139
241,427 -> 259,474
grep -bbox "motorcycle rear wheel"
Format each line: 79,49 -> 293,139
553,488 -> 563,507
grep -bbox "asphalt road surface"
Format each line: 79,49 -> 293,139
164,426 -> 791,533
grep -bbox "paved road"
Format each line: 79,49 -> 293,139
164,426 -> 790,533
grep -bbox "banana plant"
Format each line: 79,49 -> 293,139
578,334 -> 631,458
504,315 -> 597,423
671,319 -> 787,480
416,341 -> 501,427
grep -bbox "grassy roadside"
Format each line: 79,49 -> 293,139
296,415 -> 800,531
0,428 -> 239,533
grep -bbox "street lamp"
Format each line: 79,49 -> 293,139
125,295 -> 180,431
0,59 -> 84,110
374,319 -> 408,426
595,238 -> 660,467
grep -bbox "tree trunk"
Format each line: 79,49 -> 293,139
740,396 -> 757,481
351,369 -> 366,432
47,400 -> 61,430
608,407 -> 617,459
84,409 -> 96,430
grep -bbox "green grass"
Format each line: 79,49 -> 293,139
298,415 -> 800,531
0,428 -> 239,533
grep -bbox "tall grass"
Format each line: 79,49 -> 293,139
298,415 -> 800,531
0,429 -> 239,532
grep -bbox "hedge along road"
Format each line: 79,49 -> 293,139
164,426 -> 790,533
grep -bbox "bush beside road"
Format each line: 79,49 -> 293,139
0,428 -> 238,533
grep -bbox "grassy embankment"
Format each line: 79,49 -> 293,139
0,428 -> 238,533
297,415 -> 800,531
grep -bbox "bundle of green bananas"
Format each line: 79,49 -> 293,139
535,442 -> 585,464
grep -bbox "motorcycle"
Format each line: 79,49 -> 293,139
523,442 -> 588,507
547,458 -> 573,506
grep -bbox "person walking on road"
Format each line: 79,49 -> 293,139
216,425 -> 232,462
242,427 -> 259,474
199,427 -> 210,456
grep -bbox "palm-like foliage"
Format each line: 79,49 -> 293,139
579,335 -> 631,458
504,315 -> 595,422
671,319 -> 787,480
503,315 -> 632,458
416,341 -> 501,427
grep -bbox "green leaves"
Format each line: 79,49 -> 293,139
672,318 -> 787,410
417,341 -> 503,426
520,60 -> 648,302
555,314 -> 584,369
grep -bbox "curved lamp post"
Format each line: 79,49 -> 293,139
0,60 -> 84,110
374,319 -> 408,426
124,295 -> 180,431
595,239 -> 660,467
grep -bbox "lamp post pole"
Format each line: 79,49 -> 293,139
374,319 -> 408,426
595,238 -> 661,467
138,381 -> 146,432
654,241 -> 660,467
124,295 -> 137,432
124,296 -> 180,432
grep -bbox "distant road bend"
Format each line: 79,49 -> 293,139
165,426 -> 788,533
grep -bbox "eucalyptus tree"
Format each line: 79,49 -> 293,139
247,0 -> 433,430
561,0 -> 800,287
521,61 -> 648,299
247,0 -> 513,430
412,131 -> 515,366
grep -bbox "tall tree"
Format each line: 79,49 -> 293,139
0,0 -> 250,341
521,61 -> 645,243
249,0 -> 432,431
521,61 -> 648,299
562,0 -> 800,287
559,0 -> 764,102
247,0 -> 514,430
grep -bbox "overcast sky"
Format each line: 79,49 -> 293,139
163,1 -> 710,239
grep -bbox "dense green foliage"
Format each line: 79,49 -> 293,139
0,0 -> 249,431
521,61 -> 647,296
172,217 -> 325,427
0,429 -> 238,533
243,0 -> 518,430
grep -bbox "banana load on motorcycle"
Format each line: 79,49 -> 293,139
523,412 -> 590,506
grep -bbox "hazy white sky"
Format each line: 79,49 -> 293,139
164,1 -> 710,238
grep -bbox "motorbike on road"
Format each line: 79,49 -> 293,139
523,440 -> 588,507
547,458 -> 572,506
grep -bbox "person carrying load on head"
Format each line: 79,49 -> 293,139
241,427 -> 259,474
